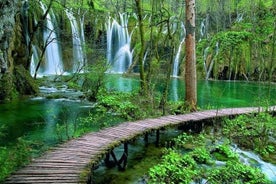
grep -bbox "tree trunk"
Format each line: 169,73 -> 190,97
184,0 -> 197,111
134,0 -> 147,95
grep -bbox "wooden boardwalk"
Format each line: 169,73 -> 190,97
5,106 -> 276,184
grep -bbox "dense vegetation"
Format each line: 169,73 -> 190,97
147,113 -> 276,183
53,0 -> 276,81
0,0 -> 276,182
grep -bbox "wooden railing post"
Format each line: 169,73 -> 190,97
156,129 -> 160,147
144,132 -> 149,146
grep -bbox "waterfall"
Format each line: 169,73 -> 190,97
233,146 -> 276,182
236,13 -> 243,22
107,13 -> 133,73
80,14 -> 87,66
200,19 -> 206,38
172,23 -> 186,77
203,46 -> 209,74
65,10 -> 85,72
199,16 -> 209,41
204,42 -> 219,80
40,2 -> 63,75
30,45 -> 39,77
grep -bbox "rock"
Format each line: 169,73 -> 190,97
14,65 -> 38,95
0,72 -> 15,101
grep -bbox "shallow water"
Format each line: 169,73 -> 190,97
93,128 -> 182,184
0,96 -> 92,146
1,76 -> 276,146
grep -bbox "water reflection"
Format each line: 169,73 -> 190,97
170,78 -> 180,101
105,75 -> 139,92
0,98 -> 91,146
105,75 -> 276,108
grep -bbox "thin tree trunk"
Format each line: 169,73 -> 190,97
135,0 -> 147,95
184,0 -> 197,111
269,21 -> 276,82
160,18 -> 174,115
268,20 -> 276,97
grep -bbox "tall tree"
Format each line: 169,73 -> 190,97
184,0 -> 197,111
134,0 -> 147,95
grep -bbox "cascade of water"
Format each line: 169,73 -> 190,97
30,45 -> 39,77
204,42 -> 219,80
172,23 -> 186,77
65,10 -> 85,72
80,14 -> 87,66
236,13 -> 243,22
199,16 -> 209,41
200,21 -> 205,38
40,2 -> 63,75
203,46 -> 209,73
233,146 -> 276,182
107,13 -> 133,73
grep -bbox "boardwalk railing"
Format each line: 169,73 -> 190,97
5,106 -> 276,184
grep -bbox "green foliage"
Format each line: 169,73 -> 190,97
147,131 -> 271,184
0,138 -> 32,182
222,113 -> 276,156
207,160 -> 271,184
82,60 -> 107,101
0,73 -> 16,102
74,111 -> 122,135
211,31 -> 252,52
96,90 -> 143,120
212,143 -> 239,161
148,150 -> 197,184
0,124 -> 7,141
173,133 -> 206,149
190,147 -> 212,164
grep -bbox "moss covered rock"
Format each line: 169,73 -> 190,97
0,72 -> 15,101
14,65 -> 38,95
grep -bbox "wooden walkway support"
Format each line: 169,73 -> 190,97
5,106 -> 276,184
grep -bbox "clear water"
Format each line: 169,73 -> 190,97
0,97 -> 92,146
1,76 -> 275,146
106,75 -> 276,108
93,129 -> 182,184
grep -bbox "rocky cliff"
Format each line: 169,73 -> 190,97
0,0 -> 38,102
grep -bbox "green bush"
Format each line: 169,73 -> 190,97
82,61 -> 107,101
148,150 -> 197,184
222,113 -> 276,156
96,90 -> 144,120
0,138 -> 32,182
207,160 -> 271,184
147,132 -> 271,184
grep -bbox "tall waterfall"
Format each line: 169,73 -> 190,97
40,2 -> 63,75
172,23 -> 186,77
66,10 -> 85,72
107,13 -> 133,73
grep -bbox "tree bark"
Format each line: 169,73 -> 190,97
184,0 -> 197,111
134,0 -> 147,95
